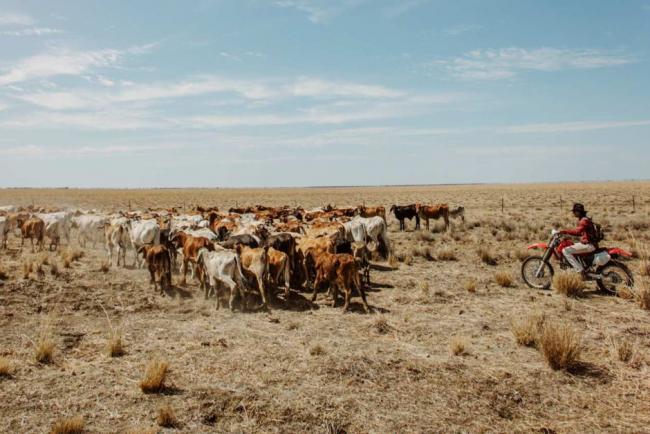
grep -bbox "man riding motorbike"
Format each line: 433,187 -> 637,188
559,203 -> 598,276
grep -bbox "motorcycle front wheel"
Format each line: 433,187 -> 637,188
521,256 -> 554,290
597,261 -> 634,294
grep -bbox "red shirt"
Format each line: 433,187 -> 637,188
561,217 -> 598,246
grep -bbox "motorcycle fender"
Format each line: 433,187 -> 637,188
527,242 -> 548,250
608,248 -> 633,258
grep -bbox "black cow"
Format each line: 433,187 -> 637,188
219,234 -> 260,249
390,204 -> 420,231
264,232 -> 297,281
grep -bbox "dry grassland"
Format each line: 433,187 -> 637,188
0,181 -> 649,433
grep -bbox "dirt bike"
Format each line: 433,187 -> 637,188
521,230 -> 634,293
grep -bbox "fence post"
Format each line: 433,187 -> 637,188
632,195 -> 636,213
501,197 -> 504,213
559,197 -> 563,213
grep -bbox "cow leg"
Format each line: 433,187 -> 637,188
257,276 -> 269,310
283,261 -> 291,298
222,277 -> 238,311
181,259 -> 188,285
311,272 -> 322,302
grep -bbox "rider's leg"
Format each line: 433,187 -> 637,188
562,243 -> 595,272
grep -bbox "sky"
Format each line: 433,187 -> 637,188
0,0 -> 649,188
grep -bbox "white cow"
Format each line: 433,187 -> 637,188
196,247 -> 248,310
183,227 -> 219,241
36,212 -> 73,249
73,214 -> 109,247
354,216 -> 392,260
128,219 -> 161,268
344,219 -> 368,244
105,217 -> 130,267
0,205 -> 16,213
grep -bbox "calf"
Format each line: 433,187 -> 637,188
449,206 -> 465,224
351,241 -> 371,286
170,231 -> 214,285
105,218 -> 130,267
296,235 -> 336,289
238,245 -> 270,310
129,219 -> 161,268
197,247 -> 247,310
416,204 -> 449,231
21,217 -> 45,252
268,247 -> 291,297
389,204 -> 420,231
138,244 -> 172,295
312,252 -> 370,313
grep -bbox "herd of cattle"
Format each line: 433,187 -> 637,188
0,203 -> 464,312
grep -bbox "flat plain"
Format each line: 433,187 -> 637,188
1,181 -> 649,433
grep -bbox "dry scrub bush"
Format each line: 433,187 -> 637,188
449,336 -> 469,356
511,312 -> 546,347
437,248 -> 457,261
539,322 -> 582,370
50,416 -> 84,434
157,403 -> 179,428
495,271 -> 514,288
50,261 -> 60,277
35,328 -> 55,364
636,287 -> 650,310
0,356 -> 15,378
639,261 -> 650,277
512,249 -> 530,262
553,271 -> 584,298
140,359 -> 168,394
99,262 -> 110,273
464,278 -> 477,293
22,260 -> 32,279
107,333 -> 125,358
61,248 -> 84,268
416,231 -> 435,243
35,261 -> 45,279
373,316 -> 392,334
309,344 -> 325,356
477,247 -> 498,266
0,262 -> 8,280
610,337 -> 635,363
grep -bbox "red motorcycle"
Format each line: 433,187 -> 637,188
521,230 -> 634,293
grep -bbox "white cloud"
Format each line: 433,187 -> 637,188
15,92 -> 91,110
0,44 -> 155,86
499,119 -> 650,134
273,0 -> 366,23
0,48 -> 122,86
443,24 -> 482,37
0,143 -> 180,157
0,101 -> 6,111
1,27 -> 62,36
0,13 -> 34,26
290,77 -> 403,98
383,0 -> 429,18
435,47 -> 634,80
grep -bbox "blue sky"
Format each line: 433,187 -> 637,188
0,0 -> 648,187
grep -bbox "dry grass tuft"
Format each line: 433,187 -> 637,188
553,271 -> 584,298
35,329 -> 55,364
50,261 -> 60,277
495,271 -> 514,287
610,337 -> 635,363
416,230 -> 435,243
35,261 -> 45,279
539,322 -> 582,370
99,262 -> 110,273
449,336 -> 469,356
373,316 -> 392,334
140,359 -> 168,394
635,287 -> 650,310
0,263 -> 8,280
309,344 -> 326,356
437,248 -> 457,261
639,260 -> 650,277
511,312 -> 546,347
477,247 -> 498,266
22,260 -> 32,279
464,278 -> 477,293
107,333 -> 125,358
62,249 -> 84,269
0,356 -> 15,378
50,416 -> 84,434
157,403 -> 179,428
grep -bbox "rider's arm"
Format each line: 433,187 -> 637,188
560,219 -> 586,236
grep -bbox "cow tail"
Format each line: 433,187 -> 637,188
234,254 -> 248,294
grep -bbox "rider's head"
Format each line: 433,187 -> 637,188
571,203 -> 586,218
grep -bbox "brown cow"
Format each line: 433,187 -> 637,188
416,204 -> 449,231
312,252 -> 370,313
351,241 -> 370,285
238,245 -> 270,310
268,247 -> 291,297
170,231 -> 214,285
21,217 -> 45,252
296,235 -> 336,288
138,244 -> 172,295
356,205 -> 386,222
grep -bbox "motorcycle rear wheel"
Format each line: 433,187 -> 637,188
596,261 -> 634,294
521,256 -> 554,290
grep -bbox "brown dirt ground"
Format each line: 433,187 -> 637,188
1,182 -> 649,433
